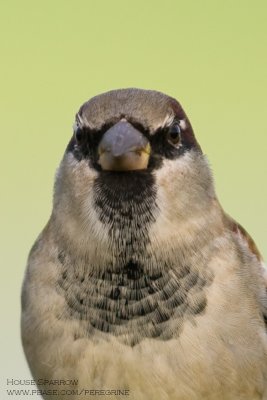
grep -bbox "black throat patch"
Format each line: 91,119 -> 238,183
93,170 -> 157,253
56,170 -> 212,346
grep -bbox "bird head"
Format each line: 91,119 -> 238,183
69,88 -> 202,170
53,89 -> 216,251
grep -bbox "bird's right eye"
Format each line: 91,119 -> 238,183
75,128 -> 84,144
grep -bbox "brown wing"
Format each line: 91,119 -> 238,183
225,214 -> 263,263
225,214 -> 267,328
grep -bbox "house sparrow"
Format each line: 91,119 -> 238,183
21,89 -> 267,400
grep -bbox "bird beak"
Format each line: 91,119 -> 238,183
98,120 -> 151,171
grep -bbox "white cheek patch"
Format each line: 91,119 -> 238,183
154,152 -> 195,186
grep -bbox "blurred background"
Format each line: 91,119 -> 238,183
0,1 -> 266,398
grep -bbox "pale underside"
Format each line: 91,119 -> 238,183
21,149 -> 267,400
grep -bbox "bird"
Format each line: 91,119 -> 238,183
21,88 -> 267,400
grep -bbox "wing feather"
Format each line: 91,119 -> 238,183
225,214 -> 267,327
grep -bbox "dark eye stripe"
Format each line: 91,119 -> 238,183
67,117 -> 198,169
75,128 -> 84,143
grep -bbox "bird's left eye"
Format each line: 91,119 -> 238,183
167,123 -> 181,146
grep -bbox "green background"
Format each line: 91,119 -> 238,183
1,1 -> 266,397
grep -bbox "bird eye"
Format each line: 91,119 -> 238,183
167,123 -> 181,146
75,128 -> 84,144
